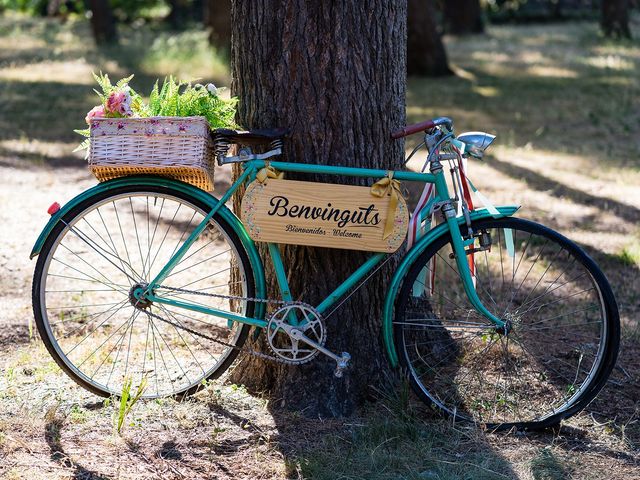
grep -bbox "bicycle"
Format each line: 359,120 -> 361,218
30,116 -> 620,430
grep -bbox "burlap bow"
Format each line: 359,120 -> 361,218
256,163 -> 284,183
371,171 -> 402,240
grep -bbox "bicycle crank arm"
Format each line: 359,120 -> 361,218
288,329 -> 351,377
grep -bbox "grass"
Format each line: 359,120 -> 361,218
0,12 -> 229,151
1,11 -> 640,480
406,22 -> 640,170
115,377 -> 147,434
530,447 -> 568,480
615,244 -> 640,267
295,414 -> 512,480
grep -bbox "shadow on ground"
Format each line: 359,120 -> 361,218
45,417 -> 111,480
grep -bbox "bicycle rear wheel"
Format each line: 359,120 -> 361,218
394,217 -> 619,430
32,183 -> 255,398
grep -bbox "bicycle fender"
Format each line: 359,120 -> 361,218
29,176 -> 267,318
382,205 -> 520,367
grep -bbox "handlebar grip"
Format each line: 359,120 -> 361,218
390,119 -> 436,139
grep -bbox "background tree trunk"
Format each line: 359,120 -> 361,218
407,0 -> 452,76
228,0 -> 406,417
441,0 -> 484,35
549,0 -> 563,19
87,0 -> 117,45
601,0 -> 631,39
47,0 -> 63,17
166,0 -> 190,29
204,0 -> 231,50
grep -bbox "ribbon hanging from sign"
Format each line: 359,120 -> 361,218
256,163 -> 284,183
370,171 -> 403,240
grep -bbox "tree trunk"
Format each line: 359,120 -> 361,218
601,0 -> 631,39
204,0 -> 231,50
228,0 -> 406,417
442,0 -> 484,35
87,0 -> 117,45
407,0 -> 452,77
549,0 -> 563,19
166,0 -> 190,29
47,0 -> 63,17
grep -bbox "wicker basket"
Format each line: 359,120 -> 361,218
88,116 -> 215,191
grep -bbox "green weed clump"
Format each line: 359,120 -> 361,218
114,376 -> 147,434
616,245 -> 640,267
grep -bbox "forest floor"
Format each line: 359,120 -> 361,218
0,13 -> 639,480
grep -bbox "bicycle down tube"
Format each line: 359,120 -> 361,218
144,158 -> 505,330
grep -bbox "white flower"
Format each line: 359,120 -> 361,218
206,83 -> 218,95
119,90 -> 133,116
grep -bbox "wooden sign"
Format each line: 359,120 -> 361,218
241,179 -> 409,252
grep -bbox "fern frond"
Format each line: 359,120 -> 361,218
116,75 -> 134,88
73,138 -> 91,152
93,71 -> 113,94
74,128 -> 91,137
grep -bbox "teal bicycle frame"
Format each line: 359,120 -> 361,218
31,158 -> 518,366
139,158 -> 510,357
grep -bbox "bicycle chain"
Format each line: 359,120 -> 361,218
150,285 -> 314,365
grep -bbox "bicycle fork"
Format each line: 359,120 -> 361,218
429,156 -> 508,333
442,202 -> 508,332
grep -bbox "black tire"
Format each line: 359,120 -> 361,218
32,183 -> 256,398
394,217 -> 619,430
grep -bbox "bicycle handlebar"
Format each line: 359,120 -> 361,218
390,117 -> 453,139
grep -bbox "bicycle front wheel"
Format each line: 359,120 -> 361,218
394,217 -> 619,430
32,183 -> 256,398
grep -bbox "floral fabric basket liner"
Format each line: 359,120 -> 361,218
88,116 -> 215,191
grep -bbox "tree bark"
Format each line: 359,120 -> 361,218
407,0 -> 452,77
87,0 -> 117,45
441,0 -> 484,35
601,0 -> 631,39
228,0 -> 406,417
204,0 -> 231,50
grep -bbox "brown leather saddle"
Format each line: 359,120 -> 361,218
212,127 -> 289,147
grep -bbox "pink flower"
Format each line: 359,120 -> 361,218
85,105 -> 105,125
105,89 -> 133,116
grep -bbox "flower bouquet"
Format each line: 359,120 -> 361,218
77,73 -> 237,192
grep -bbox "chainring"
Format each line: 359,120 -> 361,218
266,303 -> 327,364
